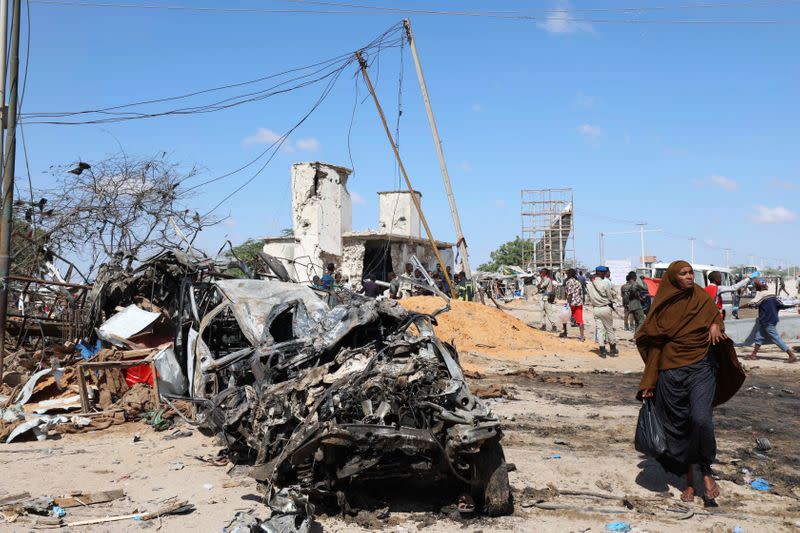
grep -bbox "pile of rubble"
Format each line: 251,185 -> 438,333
400,295 -> 583,356
1,247 -> 514,527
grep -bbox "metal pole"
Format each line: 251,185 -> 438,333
403,19 -> 471,278
0,0 -> 8,183
356,51 -> 456,298
724,248 -> 731,268
637,223 -> 646,267
0,0 -> 20,382
599,232 -> 604,265
689,237 -> 696,264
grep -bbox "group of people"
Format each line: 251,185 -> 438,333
536,265 -> 643,357
535,264 -> 798,362
310,263 -> 344,291
310,261 -> 477,302
386,262 -> 475,301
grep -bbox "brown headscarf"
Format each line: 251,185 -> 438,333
635,260 -> 745,406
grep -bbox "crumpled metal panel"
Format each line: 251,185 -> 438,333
214,279 -> 328,346
97,304 -> 161,346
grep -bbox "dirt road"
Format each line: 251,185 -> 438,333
1,302 -> 799,532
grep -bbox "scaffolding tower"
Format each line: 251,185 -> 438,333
521,188 -> 575,272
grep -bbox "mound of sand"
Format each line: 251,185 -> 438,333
399,296 -> 581,357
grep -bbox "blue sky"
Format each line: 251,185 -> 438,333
19,0 -> 800,270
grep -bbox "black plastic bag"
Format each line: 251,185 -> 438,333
634,398 -> 667,457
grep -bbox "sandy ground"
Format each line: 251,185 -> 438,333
1,300 -> 799,532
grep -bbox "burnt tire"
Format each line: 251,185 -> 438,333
472,437 -> 513,516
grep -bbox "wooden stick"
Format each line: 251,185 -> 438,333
64,513 -> 139,526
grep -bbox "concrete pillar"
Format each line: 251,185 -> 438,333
290,162 -> 352,265
378,191 -> 421,238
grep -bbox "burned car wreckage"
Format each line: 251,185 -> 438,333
88,251 -> 513,519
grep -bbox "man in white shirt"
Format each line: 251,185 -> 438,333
586,266 -> 619,357
537,268 -> 558,332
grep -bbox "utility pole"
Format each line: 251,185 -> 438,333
355,51 -> 456,298
600,227 -> 662,267
403,19 -> 471,278
637,223 -> 646,267
689,237 -> 696,264
723,248 -> 731,268
0,0 -> 8,182
598,232 -> 604,265
0,0 -> 20,381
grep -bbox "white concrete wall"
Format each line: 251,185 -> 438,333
378,191 -> 421,238
290,162 -> 352,272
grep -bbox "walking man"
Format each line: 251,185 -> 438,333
705,270 -> 755,319
623,271 -> 647,331
562,268 -> 585,341
777,272 -> 790,297
586,265 -> 619,357
745,279 -> 798,363
537,268 -> 558,332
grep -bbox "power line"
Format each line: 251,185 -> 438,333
200,59 -> 348,219
21,24 -> 404,124
282,0 -> 800,14
21,56 -> 363,124
27,0 -> 800,24
194,25 -> 403,216
581,209 -> 644,226
23,52 -> 353,119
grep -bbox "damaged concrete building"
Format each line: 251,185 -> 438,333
263,162 -> 454,283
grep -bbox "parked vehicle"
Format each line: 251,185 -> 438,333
643,263 -> 737,309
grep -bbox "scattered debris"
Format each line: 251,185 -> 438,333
595,480 -> 614,493
52,489 -> 125,508
540,374 -> 584,388
754,436 -> 772,452
473,384 -> 515,399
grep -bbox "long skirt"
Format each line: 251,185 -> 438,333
654,350 -> 718,476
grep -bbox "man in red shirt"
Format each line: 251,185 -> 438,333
705,271 -> 753,320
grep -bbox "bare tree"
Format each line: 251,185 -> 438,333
20,152 -> 219,277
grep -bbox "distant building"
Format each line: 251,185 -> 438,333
262,162 -> 453,283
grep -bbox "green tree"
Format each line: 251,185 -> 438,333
224,238 -> 265,278
478,237 -> 526,272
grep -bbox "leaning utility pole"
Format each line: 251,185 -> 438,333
0,0 -> 8,181
356,51 -> 457,298
0,0 -> 21,380
403,19 -> 472,278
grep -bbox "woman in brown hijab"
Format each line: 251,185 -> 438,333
635,260 -> 745,503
